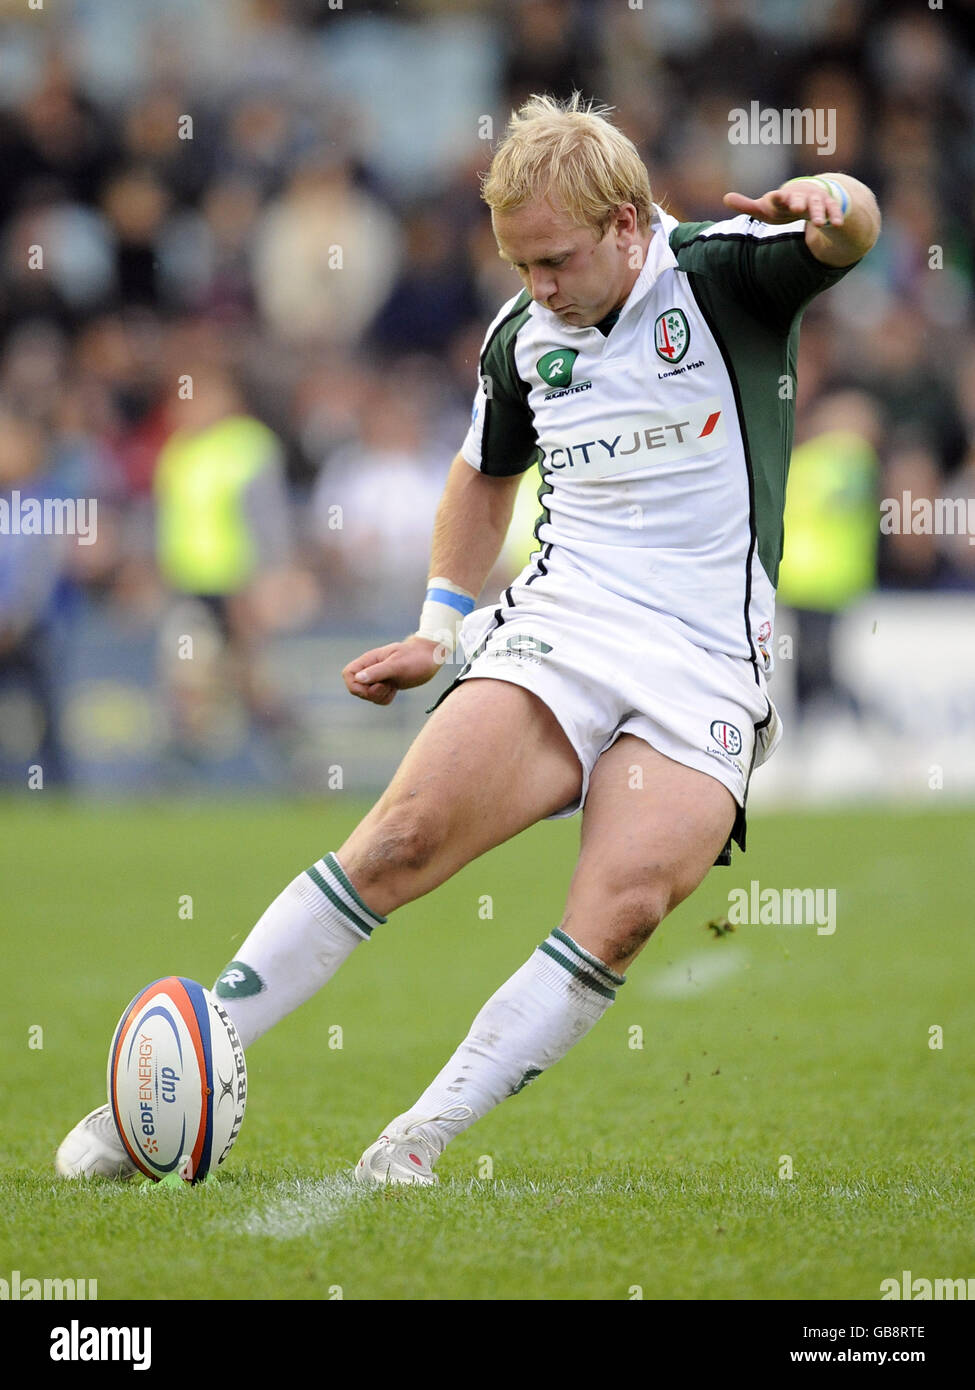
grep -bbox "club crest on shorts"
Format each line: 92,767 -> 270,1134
710,720 -> 742,756
654,309 -> 690,364
487,633 -> 553,666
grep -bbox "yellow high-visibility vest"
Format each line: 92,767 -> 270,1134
501,468 -> 549,576
777,429 -> 879,612
155,416 -> 278,595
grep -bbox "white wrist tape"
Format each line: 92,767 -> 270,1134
415,577 -> 476,654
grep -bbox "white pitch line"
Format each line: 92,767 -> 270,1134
644,948 -> 747,999
242,1172 -> 367,1239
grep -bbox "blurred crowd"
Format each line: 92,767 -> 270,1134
0,0 -> 973,774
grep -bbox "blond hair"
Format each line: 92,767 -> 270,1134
482,92 -> 653,234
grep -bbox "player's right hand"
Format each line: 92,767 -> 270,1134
342,635 -> 446,706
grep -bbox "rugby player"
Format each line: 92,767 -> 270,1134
57,95 -> 880,1185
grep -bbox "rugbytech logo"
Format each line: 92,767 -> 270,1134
537,348 -> 591,400
537,348 -> 578,387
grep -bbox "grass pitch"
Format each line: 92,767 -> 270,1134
1,796 -> 972,1301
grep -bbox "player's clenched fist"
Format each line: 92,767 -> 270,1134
342,635 -> 445,705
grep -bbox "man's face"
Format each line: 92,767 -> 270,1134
493,198 -> 641,327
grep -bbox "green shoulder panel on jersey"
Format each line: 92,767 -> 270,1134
479,290 -> 540,477
669,220 -> 857,328
670,220 -> 857,588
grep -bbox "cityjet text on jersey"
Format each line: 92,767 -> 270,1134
537,398 -> 728,480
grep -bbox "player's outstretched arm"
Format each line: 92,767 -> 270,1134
722,174 -> 881,267
342,452 -> 522,705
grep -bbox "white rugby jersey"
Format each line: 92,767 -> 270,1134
461,207 -> 856,670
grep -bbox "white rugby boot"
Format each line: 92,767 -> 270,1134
354,1124 -> 441,1187
56,1104 -> 138,1180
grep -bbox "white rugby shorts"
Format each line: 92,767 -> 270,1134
436,564 -> 782,861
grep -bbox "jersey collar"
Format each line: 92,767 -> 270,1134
614,203 -> 680,324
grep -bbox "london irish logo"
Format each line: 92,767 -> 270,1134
537,348 -> 578,387
654,308 -> 690,364
710,720 -> 742,756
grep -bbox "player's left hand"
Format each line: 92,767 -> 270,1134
723,181 -> 844,229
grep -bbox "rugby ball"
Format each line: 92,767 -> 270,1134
107,976 -> 247,1183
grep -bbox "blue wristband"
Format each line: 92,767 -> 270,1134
426,586 -> 475,616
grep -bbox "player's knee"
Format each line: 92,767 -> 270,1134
616,891 -> 669,950
361,802 -> 448,879
596,880 -> 674,964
